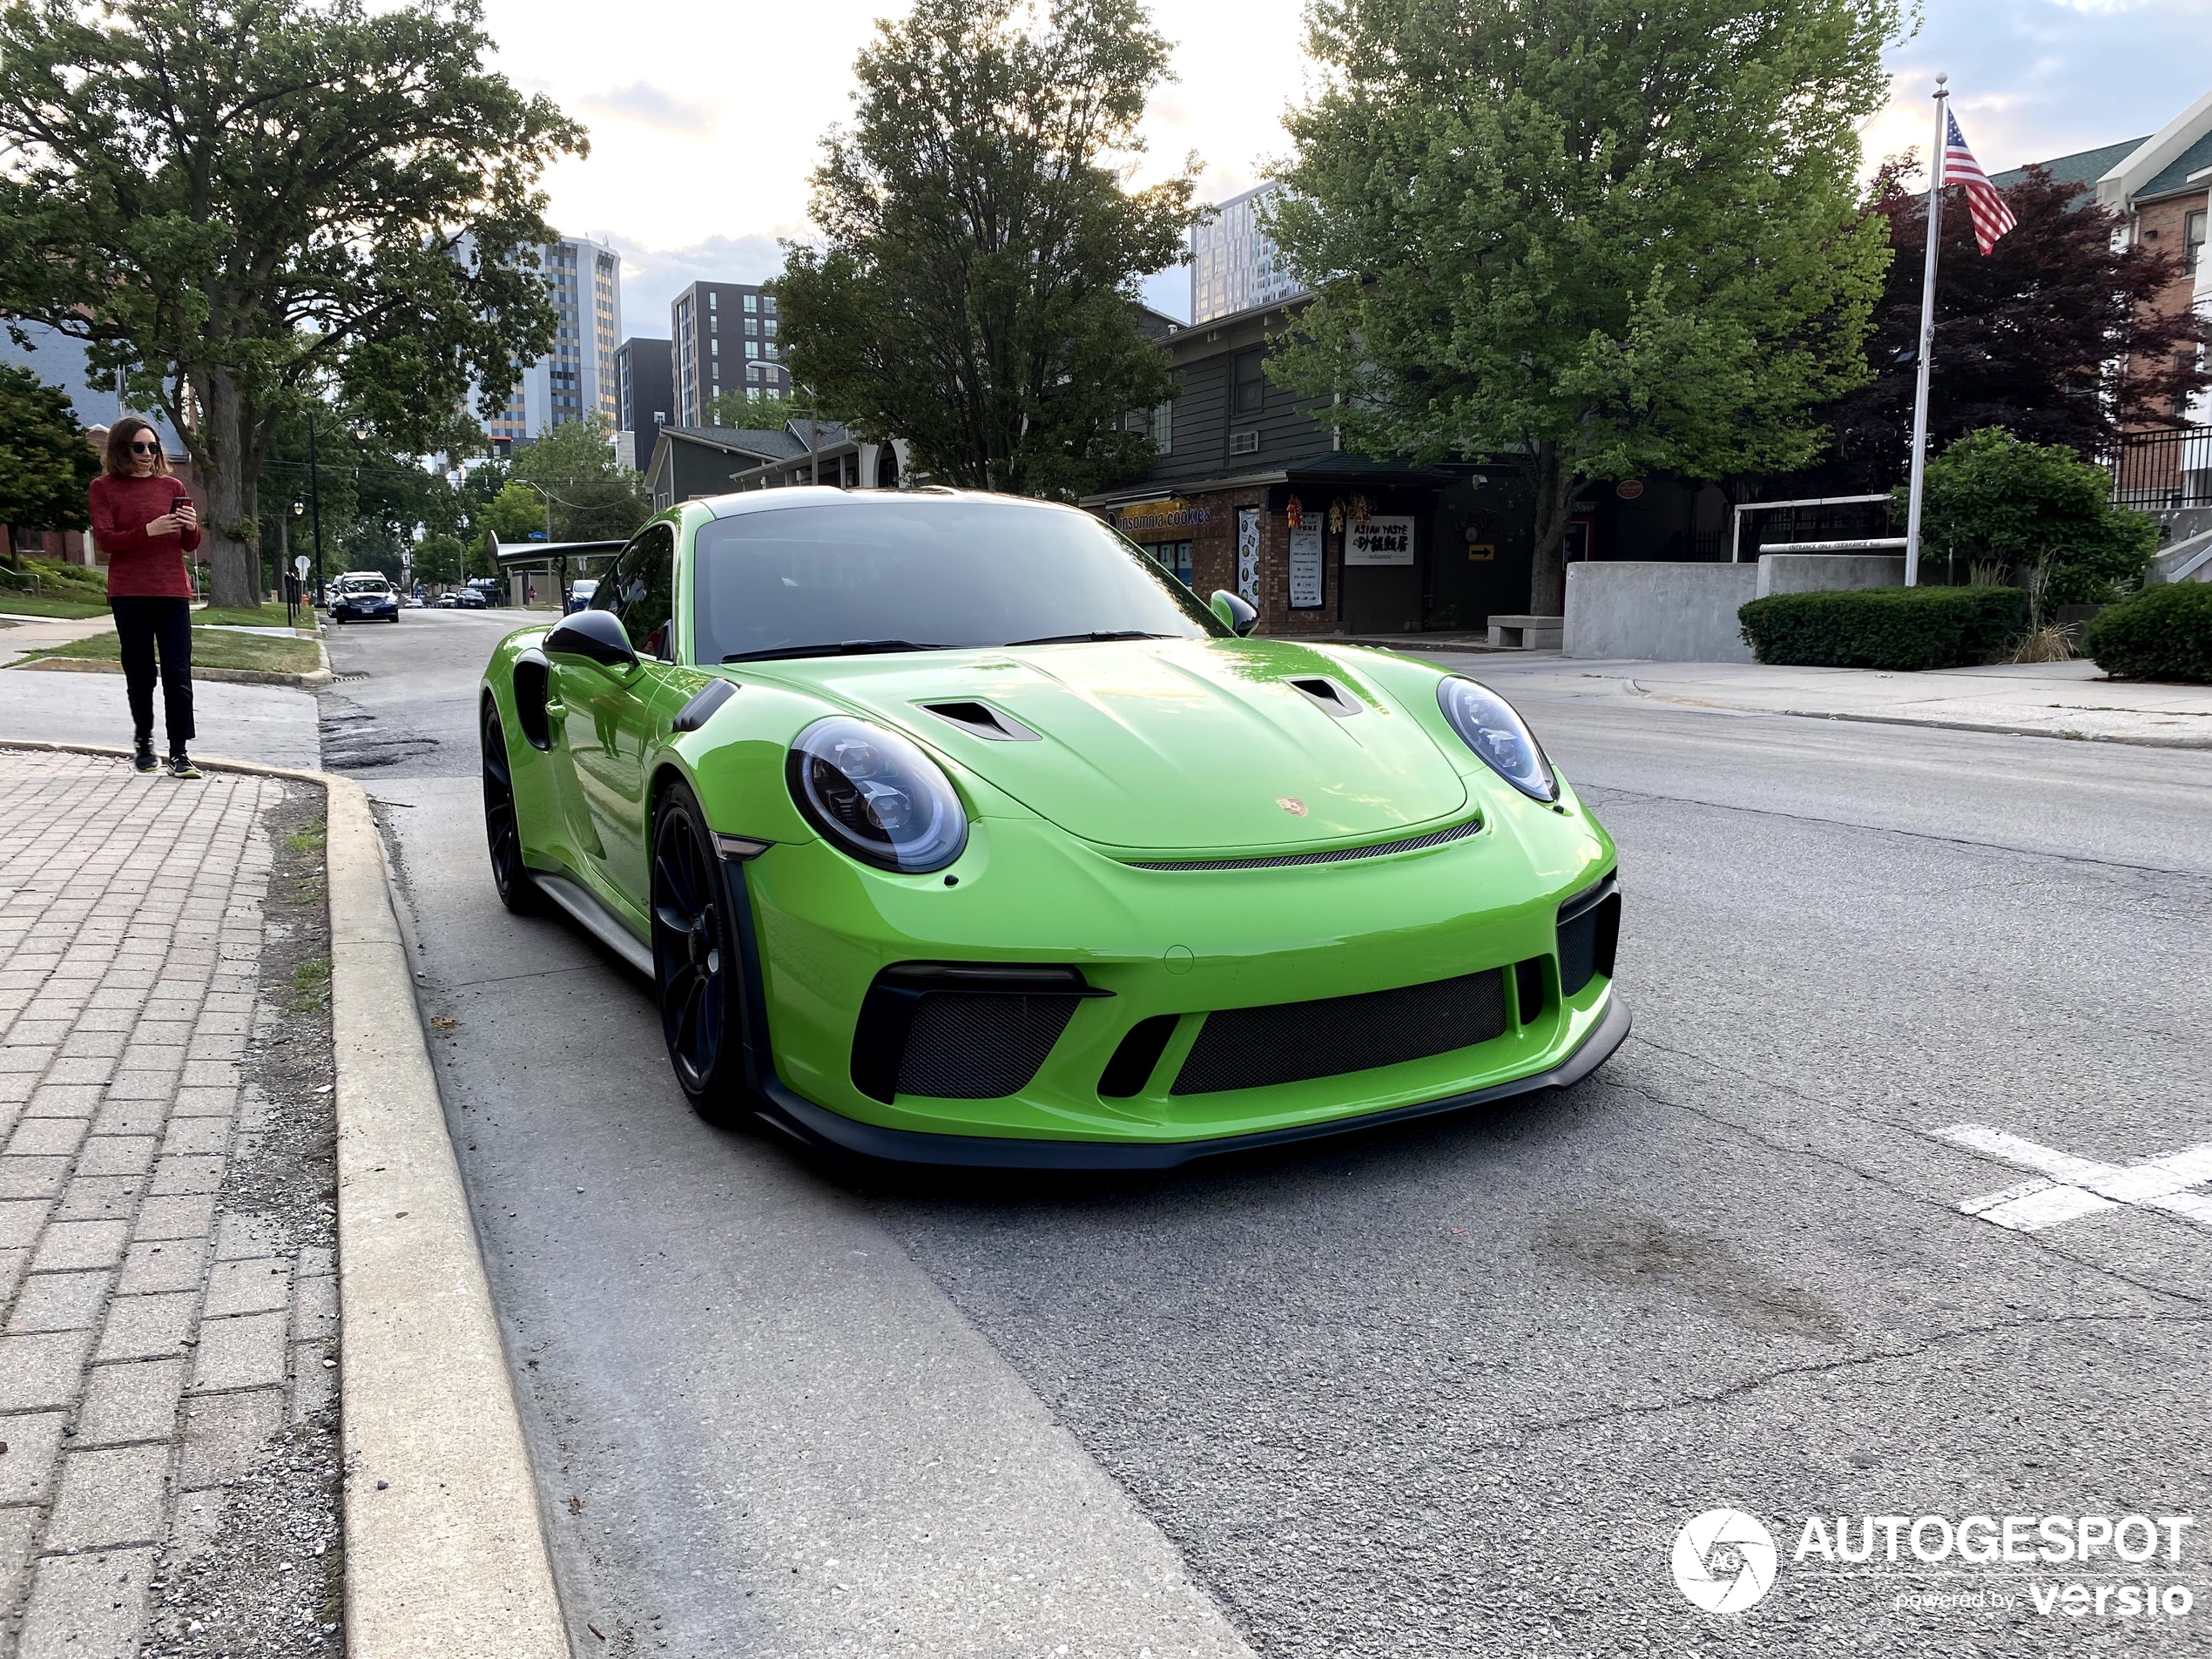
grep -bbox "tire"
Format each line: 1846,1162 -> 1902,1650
651,780 -> 753,1126
480,704 -> 543,915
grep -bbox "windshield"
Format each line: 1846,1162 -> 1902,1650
691,496 -> 1223,663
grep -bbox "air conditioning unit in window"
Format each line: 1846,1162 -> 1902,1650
1229,429 -> 1259,455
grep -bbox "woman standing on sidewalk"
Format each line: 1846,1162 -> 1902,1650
87,417 -> 201,778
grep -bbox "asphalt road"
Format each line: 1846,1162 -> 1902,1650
323,611 -> 2212,1658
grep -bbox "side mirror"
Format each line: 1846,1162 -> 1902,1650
1210,589 -> 1258,637
545,606 -> 638,671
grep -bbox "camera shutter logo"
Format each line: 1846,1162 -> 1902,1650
1671,1509 -> 1778,1613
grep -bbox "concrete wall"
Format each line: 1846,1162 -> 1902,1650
1754,553 -> 1906,598
1563,562 -> 1758,662
1565,552 -> 1910,662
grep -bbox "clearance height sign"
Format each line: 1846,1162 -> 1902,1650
1345,516 -> 1414,566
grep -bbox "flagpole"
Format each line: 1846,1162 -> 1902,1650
1903,74 -> 1949,589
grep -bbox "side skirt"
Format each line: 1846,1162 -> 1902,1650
532,871 -> 653,977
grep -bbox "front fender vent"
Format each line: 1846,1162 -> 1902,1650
512,651 -> 551,751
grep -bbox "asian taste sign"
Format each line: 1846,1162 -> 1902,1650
1345,515 -> 1415,566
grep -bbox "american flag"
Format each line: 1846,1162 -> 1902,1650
1945,110 -> 2017,255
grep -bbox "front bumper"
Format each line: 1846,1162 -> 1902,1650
753,988 -> 1629,1168
725,803 -> 1624,1165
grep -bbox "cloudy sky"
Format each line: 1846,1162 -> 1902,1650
475,0 -> 2212,335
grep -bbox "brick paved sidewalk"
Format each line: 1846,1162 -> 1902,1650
0,752 -> 337,1657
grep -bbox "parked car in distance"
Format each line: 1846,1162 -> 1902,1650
436,590 -> 489,610
329,572 -> 400,624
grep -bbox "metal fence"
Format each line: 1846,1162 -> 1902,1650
2108,425 -> 2212,510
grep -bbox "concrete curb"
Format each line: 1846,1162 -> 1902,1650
9,654 -> 335,687
0,740 -> 568,1658
1636,692 -> 2212,750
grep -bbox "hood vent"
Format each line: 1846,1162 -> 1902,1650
1289,678 -> 1361,718
919,700 -> 1042,742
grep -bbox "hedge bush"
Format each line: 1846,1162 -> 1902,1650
1737,586 -> 2030,671
2080,583 -> 2212,683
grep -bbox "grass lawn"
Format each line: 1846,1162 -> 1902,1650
29,628 -> 322,675
194,603 -> 310,629
0,593 -> 111,620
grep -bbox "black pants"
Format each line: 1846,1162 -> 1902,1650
109,596 -> 195,752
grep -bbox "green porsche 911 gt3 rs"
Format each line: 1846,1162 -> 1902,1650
479,487 -> 1626,1167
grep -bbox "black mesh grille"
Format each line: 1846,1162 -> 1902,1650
1172,970 -> 1507,1096
1557,879 -> 1621,998
1126,819 -> 1480,873
894,993 -> 1079,1100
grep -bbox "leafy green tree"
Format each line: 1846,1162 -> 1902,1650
0,0 -> 585,607
509,415 -> 650,541
482,480 -> 555,546
777,0 -> 1197,498
0,362 -> 98,535
414,532 -> 466,586
1266,0 -> 1897,612
1910,428 -> 2158,605
703,390 -> 817,433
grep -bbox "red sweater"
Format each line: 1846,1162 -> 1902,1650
89,473 -> 201,598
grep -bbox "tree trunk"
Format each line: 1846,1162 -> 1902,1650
199,371 -> 263,610
1526,440 -> 1581,616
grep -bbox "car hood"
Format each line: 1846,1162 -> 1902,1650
770,637 -> 1469,852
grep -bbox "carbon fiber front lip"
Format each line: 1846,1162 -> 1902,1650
752,990 -> 1631,1170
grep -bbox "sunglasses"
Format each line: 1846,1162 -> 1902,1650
129,439 -> 161,455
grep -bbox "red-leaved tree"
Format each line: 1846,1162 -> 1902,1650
1819,159 -> 2210,489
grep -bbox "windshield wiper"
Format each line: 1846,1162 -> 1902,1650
722,639 -> 947,664
1002,630 -> 1172,647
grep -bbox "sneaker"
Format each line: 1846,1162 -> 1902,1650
165,753 -> 201,779
133,742 -> 158,773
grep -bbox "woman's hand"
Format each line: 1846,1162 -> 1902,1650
146,513 -> 184,536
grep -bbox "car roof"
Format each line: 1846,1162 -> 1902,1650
697,486 -> 1091,524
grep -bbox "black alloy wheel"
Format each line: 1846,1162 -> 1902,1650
651,782 -> 749,1124
480,704 -> 542,915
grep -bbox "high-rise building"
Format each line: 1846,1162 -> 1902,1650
474,233 -> 624,453
617,339 -> 675,435
1190,184 -> 1304,325
671,281 -> 788,426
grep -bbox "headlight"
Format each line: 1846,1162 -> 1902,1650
786,716 -> 969,873
1436,677 -> 1559,803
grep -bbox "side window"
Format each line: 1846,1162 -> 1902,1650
594,524 -> 677,661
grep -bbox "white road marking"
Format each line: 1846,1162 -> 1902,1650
1936,1124 -> 2212,1236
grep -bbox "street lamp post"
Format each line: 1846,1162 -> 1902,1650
306,415 -> 327,607
513,479 -> 580,608
287,500 -> 306,627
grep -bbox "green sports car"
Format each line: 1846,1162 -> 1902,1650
479,488 -> 1626,1167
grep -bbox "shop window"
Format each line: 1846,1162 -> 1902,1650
1147,541 -> 1193,585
